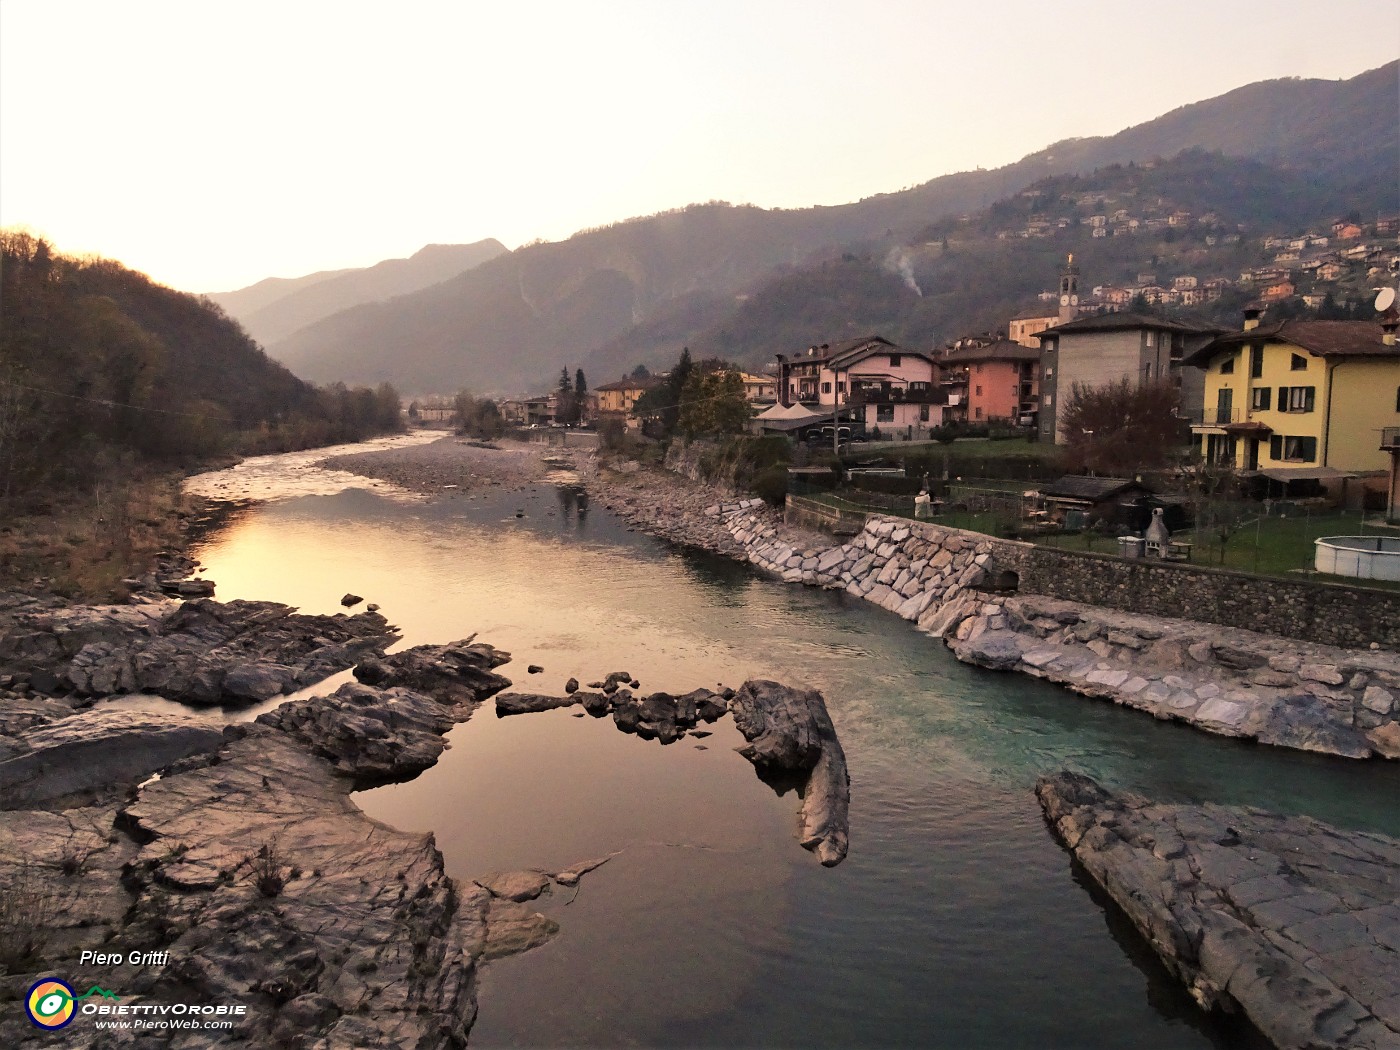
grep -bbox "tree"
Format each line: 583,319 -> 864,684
1059,378 -> 1185,475
630,364 -> 651,379
677,367 -> 750,436
573,368 -> 588,424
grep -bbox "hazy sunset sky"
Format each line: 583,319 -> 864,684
2,1 -> 1396,293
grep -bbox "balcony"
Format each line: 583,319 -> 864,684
1182,407 -> 1241,428
1382,427 -> 1400,451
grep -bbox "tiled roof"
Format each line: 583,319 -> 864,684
1035,312 -> 1220,339
1041,475 -> 1149,501
940,340 -> 1041,364
1183,320 -> 1400,367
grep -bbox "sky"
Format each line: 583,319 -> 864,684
2,1 -> 1397,293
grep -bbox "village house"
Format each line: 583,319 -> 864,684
940,339 -> 1040,426
776,336 -> 947,439
1318,261 -> 1348,282
1261,280 -> 1296,302
594,376 -> 660,418
499,395 -> 556,427
1186,311 -> 1400,497
737,371 -> 777,404
1035,305 -> 1219,444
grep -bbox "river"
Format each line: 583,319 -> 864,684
179,444 -> 1400,1049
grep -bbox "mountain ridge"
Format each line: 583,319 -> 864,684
262,62 -> 1398,394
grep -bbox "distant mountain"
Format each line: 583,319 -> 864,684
211,239 -> 508,348
266,62 -> 1398,393
206,266 -> 356,322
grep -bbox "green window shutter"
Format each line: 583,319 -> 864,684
1300,437 -> 1317,462
1304,387 -> 1315,412
1270,435 -> 1283,459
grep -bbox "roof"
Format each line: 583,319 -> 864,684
940,340 -> 1041,365
1034,312 -> 1220,340
756,401 -> 824,421
594,376 -> 662,393
1183,320 -> 1400,367
1009,307 -> 1059,322
785,335 -> 935,371
1041,475 -> 1152,501
1256,466 -> 1356,483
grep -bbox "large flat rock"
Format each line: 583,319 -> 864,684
1037,772 -> 1400,1050
0,707 -> 225,809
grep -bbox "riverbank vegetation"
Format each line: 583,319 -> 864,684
0,231 -> 404,509
0,231 -> 406,598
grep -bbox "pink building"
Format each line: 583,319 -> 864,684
777,336 -> 948,439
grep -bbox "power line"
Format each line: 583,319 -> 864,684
0,377 -> 230,420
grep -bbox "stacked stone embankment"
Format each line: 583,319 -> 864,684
710,506 -> 1400,761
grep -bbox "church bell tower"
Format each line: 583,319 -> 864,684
1058,254 -> 1080,323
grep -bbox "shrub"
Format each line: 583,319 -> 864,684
753,465 -> 790,507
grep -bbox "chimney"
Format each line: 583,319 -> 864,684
1242,304 -> 1264,331
775,354 -> 788,407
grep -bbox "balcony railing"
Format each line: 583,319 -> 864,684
1181,407 -> 1242,427
1382,427 -> 1400,451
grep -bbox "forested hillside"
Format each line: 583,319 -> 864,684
0,231 -> 401,502
260,62 -> 1398,393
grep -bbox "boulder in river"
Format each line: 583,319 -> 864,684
729,680 -> 851,867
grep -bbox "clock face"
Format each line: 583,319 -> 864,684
1060,294 -> 1069,305
1070,294 -> 1079,305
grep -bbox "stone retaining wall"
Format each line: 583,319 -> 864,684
709,504 -> 1400,760
1002,544 -> 1400,651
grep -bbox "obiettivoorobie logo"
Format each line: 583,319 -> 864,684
24,978 -> 121,1029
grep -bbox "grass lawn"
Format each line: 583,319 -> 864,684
795,486 -> 1400,592
1038,511 -> 1400,591
858,437 -> 1059,461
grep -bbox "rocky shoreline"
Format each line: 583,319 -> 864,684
1038,773 -> 1400,1050
0,585 -> 848,1046
574,455 -> 1400,762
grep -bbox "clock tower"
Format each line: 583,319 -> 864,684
1057,254 -> 1080,323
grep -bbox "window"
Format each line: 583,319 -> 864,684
976,363 -> 983,373
1270,435 -> 1317,462
876,404 -> 894,422
1250,345 -> 1263,378
1395,386 -> 1399,412
837,381 -> 846,393
889,355 -> 902,367
1220,357 -> 1235,374
910,381 -> 927,392
975,385 -> 983,396
1144,331 -> 1155,348
1045,366 -> 1054,377
975,407 -> 983,419
1251,387 -> 1272,411
1280,386 -> 1315,412
821,382 -> 831,394
919,404 -> 930,422
1043,394 -> 1052,406
1291,353 -> 1308,371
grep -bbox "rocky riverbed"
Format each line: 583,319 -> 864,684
321,435 -> 555,495
1,605 -> 844,1047
1037,772 -> 1400,1050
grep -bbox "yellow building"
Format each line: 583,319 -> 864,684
593,376 -> 660,415
1186,314 -> 1400,484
